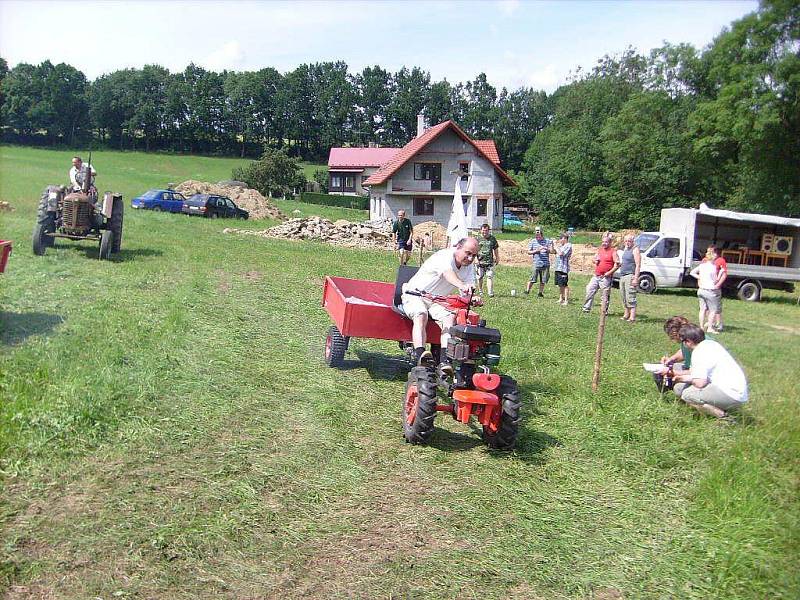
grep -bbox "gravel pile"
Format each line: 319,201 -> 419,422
173,180 -> 285,220
224,216 -> 396,250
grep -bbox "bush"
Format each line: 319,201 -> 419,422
313,168 -> 329,193
233,148 -> 306,198
299,192 -> 368,210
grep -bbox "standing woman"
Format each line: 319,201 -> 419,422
618,234 -> 641,322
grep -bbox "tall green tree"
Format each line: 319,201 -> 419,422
690,0 -> 800,215
386,67 -> 430,145
353,65 -> 393,145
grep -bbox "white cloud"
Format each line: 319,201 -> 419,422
496,0 -> 520,17
201,41 -> 245,72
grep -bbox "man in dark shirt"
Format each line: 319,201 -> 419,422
392,210 -> 413,265
477,223 -> 499,297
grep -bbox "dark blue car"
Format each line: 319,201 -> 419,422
131,189 -> 187,213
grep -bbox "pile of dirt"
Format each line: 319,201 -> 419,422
224,216 -> 396,250
0,201 -> 13,212
496,239 -> 606,274
173,180 -> 285,220
412,221 -> 448,250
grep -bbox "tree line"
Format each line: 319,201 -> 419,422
1,0 -> 796,227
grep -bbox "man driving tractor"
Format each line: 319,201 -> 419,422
401,236 -> 478,372
69,156 -> 97,193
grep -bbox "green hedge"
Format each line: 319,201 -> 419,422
299,192 -> 368,210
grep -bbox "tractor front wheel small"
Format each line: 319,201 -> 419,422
32,223 -> 51,256
99,230 -> 113,260
403,366 -> 438,444
110,196 -> 124,253
482,376 -> 522,450
324,326 -> 348,367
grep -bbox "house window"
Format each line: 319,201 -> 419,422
459,161 -> 470,182
413,162 -> 442,191
477,198 -> 487,217
330,174 -> 356,192
413,197 -> 434,216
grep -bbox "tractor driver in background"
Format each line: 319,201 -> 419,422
69,156 -> 97,195
401,237 -> 478,374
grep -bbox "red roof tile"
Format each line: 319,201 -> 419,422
363,120 -> 515,186
328,147 -> 400,169
474,140 -> 500,165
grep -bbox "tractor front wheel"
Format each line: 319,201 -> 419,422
99,230 -> 113,260
110,196 -> 124,253
482,376 -> 522,450
403,366 -> 438,444
324,325 -> 348,367
32,221 -> 53,256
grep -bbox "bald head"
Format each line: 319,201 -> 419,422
454,237 -> 479,268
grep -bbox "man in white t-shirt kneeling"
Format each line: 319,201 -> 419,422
401,237 -> 478,371
672,323 -> 748,419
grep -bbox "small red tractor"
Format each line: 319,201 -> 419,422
322,267 -> 521,449
32,165 -> 124,260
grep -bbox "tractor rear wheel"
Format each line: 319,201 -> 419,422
403,366 -> 438,444
99,230 -> 113,260
110,196 -> 124,253
324,325 -> 348,367
483,376 -> 522,450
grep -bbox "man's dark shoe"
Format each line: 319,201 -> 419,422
417,350 -> 434,367
537,292 -> 544,298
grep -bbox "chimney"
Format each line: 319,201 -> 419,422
416,113 -> 427,138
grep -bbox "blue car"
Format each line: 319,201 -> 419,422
503,212 -> 524,227
131,189 -> 187,213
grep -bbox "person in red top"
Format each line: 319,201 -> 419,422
708,245 -> 728,332
582,232 -> 621,313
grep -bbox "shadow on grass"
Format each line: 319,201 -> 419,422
69,245 -> 164,261
0,310 -> 63,345
340,348 -> 411,382
762,295 -> 800,306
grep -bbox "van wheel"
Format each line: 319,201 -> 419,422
737,280 -> 761,302
637,273 -> 656,294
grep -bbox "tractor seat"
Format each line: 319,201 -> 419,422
392,265 -> 419,318
448,324 -> 502,344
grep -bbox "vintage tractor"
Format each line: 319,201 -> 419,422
32,168 -> 124,260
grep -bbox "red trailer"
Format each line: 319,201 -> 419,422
321,272 -> 522,449
0,241 -> 11,274
322,275 -> 442,365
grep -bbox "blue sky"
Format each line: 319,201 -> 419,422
0,0 -> 758,91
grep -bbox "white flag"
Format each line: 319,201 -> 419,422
446,176 -> 468,247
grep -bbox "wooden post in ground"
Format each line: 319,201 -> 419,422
591,286 -> 611,392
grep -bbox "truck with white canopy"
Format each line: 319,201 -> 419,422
631,204 -> 800,302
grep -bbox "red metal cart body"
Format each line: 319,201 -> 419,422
322,276 -> 441,343
0,241 -> 11,273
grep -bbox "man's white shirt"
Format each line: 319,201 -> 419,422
689,339 -> 748,402
405,248 -> 475,297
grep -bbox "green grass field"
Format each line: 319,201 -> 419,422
1,145 -> 798,599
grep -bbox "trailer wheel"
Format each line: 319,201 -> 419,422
99,230 -> 113,260
483,376 -> 522,450
637,273 -> 656,294
737,280 -> 761,302
403,367 -> 438,444
324,325 -> 348,367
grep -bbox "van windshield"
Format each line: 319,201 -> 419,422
636,234 -> 659,253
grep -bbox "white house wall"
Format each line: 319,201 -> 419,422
368,129 -> 504,230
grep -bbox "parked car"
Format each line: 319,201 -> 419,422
182,194 -> 249,219
131,189 -> 187,213
503,211 -> 524,227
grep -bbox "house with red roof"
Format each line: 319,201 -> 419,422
360,118 -> 515,230
327,146 -> 400,196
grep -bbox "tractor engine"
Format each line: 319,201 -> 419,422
445,324 -> 502,387
61,193 -> 94,235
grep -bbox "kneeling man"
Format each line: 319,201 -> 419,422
401,237 -> 478,371
672,323 -> 748,418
